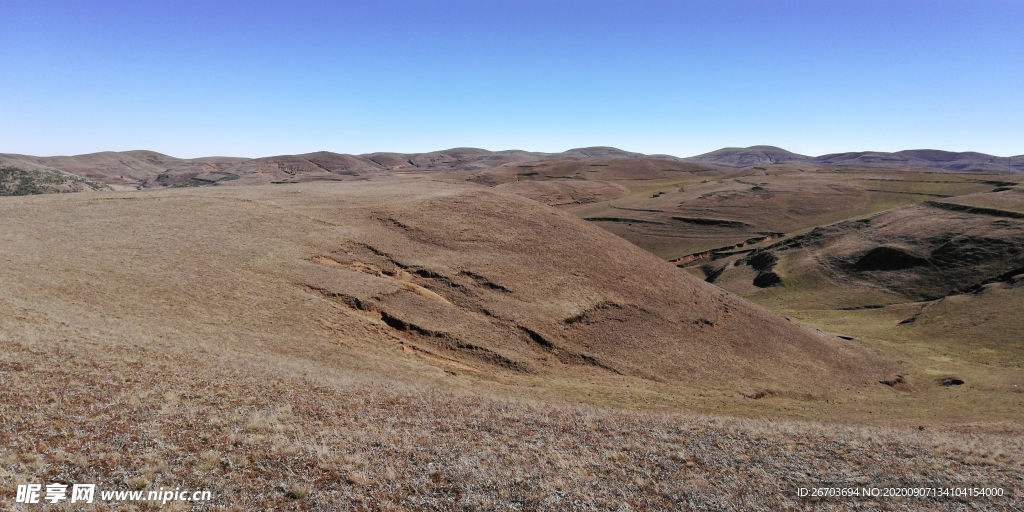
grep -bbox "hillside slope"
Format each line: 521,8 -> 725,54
0,147 -> 681,190
815,150 -> 1024,173
2,176 -> 1020,510
0,179 -> 885,397
763,197 -> 1024,303
4,146 -> 1021,193
683,146 -> 1024,173
684,146 -> 811,167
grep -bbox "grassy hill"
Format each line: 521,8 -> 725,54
1,159 -> 1022,509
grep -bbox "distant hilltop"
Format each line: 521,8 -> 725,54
1,145 -> 1021,190
685,145 -> 1024,174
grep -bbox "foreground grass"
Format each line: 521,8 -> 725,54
2,333 -> 1021,511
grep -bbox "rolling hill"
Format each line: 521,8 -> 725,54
3,145 -> 1020,194
2,163 -> 1022,510
683,145 -> 811,167
685,146 -> 1024,173
814,149 -> 1024,173
0,147 -> 678,190
0,179 -> 884,396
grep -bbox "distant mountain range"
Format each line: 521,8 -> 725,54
1,145 -> 1020,189
0,147 -> 666,188
686,145 -> 1024,173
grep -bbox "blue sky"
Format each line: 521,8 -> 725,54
2,0 -> 1021,158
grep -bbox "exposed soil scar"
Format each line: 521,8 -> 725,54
311,256 -> 451,305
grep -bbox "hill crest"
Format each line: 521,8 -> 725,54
2,145 -> 1021,190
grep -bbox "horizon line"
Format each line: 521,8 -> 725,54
4,145 -> 1023,161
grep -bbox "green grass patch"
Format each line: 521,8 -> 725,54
0,166 -> 98,195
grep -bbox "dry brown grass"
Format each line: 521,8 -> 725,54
554,167 -> 995,260
1,177 -> 1022,510
0,181 -> 890,402
1,330 -> 1020,511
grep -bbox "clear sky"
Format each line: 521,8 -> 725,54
2,0 -> 1021,158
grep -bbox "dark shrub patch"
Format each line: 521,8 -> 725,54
753,271 -> 781,288
854,246 -> 929,271
748,251 -> 778,272
701,264 -> 726,283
